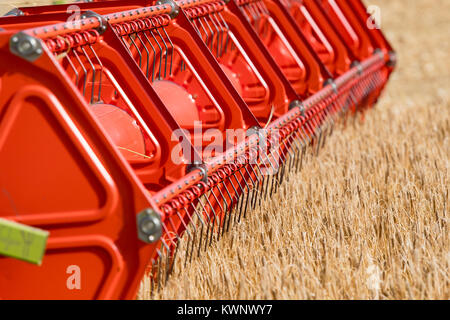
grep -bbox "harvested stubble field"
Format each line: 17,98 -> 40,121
0,0 -> 448,300
141,0 -> 450,299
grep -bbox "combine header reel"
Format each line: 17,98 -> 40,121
0,0 -> 395,299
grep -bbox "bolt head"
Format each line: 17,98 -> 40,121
137,209 -> 162,244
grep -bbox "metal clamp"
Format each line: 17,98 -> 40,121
137,209 -> 163,243
288,100 -> 306,117
10,32 -> 43,62
288,100 -> 305,114
187,160 -> 208,183
324,78 -> 338,94
373,48 -> 384,59
156,0 -> 180,18
80,10 -> 108,34
351,61 -> 363,76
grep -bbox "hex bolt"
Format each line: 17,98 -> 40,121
9,32 -> 44,62
137,209 -> 163,243
17,38 -> 35,55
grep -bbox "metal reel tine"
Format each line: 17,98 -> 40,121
72,49 -> 87,100
160,24 -> 174,76
189,202 -> 205,258
154,26 -> 169,79
129,33 -> 142,69
134,31 -> 151,79
148,28 -> 163,80
208,13 -> 221,58
141,30 -> 157,82
79,46 -> 97,104
217,11 -> 230,56
87,44 -> 104,103
64,52 -> 79,92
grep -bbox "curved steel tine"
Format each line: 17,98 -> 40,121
265,140 -> 281,195
160,25 -> 174,76
191,18 -> 202,37
203,191 -> 219,246
181,206 -> 197,264
256,0 -> 269,37
244,162 -> 257,200
257,1 -> 267,36
254,159 -> 266,207
159,238 -> 172,285
155,248 -> 163,290
290,129 -> 303,173
185,18 -> 201,72
250,2 -> 261,32
215,183 -> 230,237
141,30 -> 157,82
235,164 -> 249,223
197,194 -> 213,251
88,43 -> 104,103
245,162 -> 258,210
268,150 -> 279,195
129,34 -> 142,69
217,11 -> 230,56
248,162 -> 262,209
276,135 -> 290,184
149,258 -> 156,295
165,215 -> 181,273
196,17 -> 209,49
64,52 -> 79,91
80,46 -> 96,104
239,4 -> 251,24
173,209 -> 192,267
211,12 -> 224,57
284,132 -> 295,174
219,180 -> 233,236
239,164 -> 254,220
72,49 -> 87,99
210,185 -> 225,240
225,174 -> 240,231
253,141 -> 265,190
118,34 -> 132,54
314,116 -> 324,156
148,28 -> 163,80
154,26 -> 169,79
255,137 -> 271,200
189,202 -> 206,258
160,222 -> 178,284
200,16 -> 214,52
208,13 -> 221,58
246,3 -> 258,28
135,31 -> 151,79
180,207 -> 196,264
258,144 -> 276,199
284,133 -> 296,178
231,169 -> 246,224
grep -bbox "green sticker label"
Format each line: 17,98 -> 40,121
0,218 -> 49,265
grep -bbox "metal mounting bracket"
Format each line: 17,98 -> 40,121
10,32 -> 44,62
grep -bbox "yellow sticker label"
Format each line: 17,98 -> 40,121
0,218 -> 49,265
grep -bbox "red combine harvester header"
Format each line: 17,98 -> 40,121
0,0 -> 395,299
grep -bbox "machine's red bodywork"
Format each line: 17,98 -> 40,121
0,0 -> 395,299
